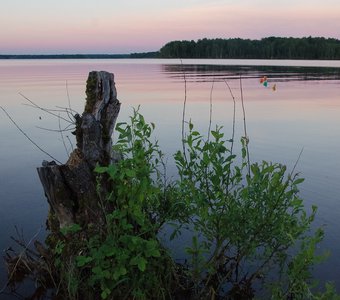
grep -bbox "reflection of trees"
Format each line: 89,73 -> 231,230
161,64 -> 340,82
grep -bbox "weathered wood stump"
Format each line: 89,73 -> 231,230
37,71 -> 121,229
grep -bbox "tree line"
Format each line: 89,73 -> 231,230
0,54 -> 131,59
158,37 -> 340,59
0,52 -> 161,59
3,37 -> 340,60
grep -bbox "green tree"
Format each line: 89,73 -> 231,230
159,37 -> 340,59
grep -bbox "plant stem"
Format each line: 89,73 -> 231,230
239,75 -> 251,174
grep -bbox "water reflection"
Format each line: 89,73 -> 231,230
0,59 -> 340,298
162,64 -> 340,82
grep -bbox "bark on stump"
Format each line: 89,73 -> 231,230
37,71 -> 120,230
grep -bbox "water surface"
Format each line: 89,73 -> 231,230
0,59 -> 339,297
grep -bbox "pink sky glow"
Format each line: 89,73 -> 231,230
1,0 -> 340,54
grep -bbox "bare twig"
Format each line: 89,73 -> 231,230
0,106 -> 62,164
0,227 -> 43,294
59,112 -> 69,157
24,102 -> 76,127
56,106 -> 77,123
66,135 -> 74,152
55,105 -> 78,115
66,80 -> 72,113
9,236 -> 40,259
223,80 -> 237,196
19,93 -> 72,124
207,79 -> 215,142
35,123 -> 75,132
239,75 -> 251,174
14,226 -> 25,245
290,147 -> 304,177
180,59 -> 188,163
204,79 -> 215,208
23,102 -> 77,124
224,80 -> 236,156
22,103 -> 71,113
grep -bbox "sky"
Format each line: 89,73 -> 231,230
1,0 -> 340,54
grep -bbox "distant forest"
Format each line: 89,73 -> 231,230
158,37 -> 340,60
2,37 -> 340,60
0,53 -> 158,59
0,54 -> 129,59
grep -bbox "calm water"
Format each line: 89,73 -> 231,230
0,59 -> 340,297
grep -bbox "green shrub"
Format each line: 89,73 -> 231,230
52,108 -> 337,299
173,121 -> 328,299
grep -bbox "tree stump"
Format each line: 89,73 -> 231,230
37,71 -> 121,229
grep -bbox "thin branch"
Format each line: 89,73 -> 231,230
35,124 -> 75,133
239,75 -> 251,174
0,227 -> 43,294
223,80 -> 237,198
66,135 -> 74,152
0,106 -> 62,164
59,112 -> 69,157
180,59 -> 188,163
23,102 -> 77,124
207,79 -> 215,142
55,105 -> 78,115
14,226 -> 25,245
224,80 -> 236,156
19,93 -> 72,124
248,244 -> 289,285
55,106 -> 77,123
22,103 -> 71,113
66,80 -> 72,113
9,236 -> 40,259
204,79 -> 215,210
55,105 -> 78,114
290,147 -> 304,177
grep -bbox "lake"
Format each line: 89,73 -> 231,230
0,59 -> 340,297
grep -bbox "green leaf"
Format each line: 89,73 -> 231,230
60,223 -> 81,236
211,130 -> 219,139
102,270 -> 111,279
145,240 -> 161,257
137,257 -> 147,272
293,178 -> 305,185
107,165 -> 117,178
92,266 -> 102,275
113,266 -> 127,280
94,166 -> 108,173
242,147 -> 247,159
101,288 -> 111,299
130,256 -> 147,272
202,152 -> 210,164
76,255 -> 93,267
251,164 -> 259,176
169,227 -> 181,240
312,205 -> 318,213
125,169 -> 136,178
149,249 -> 161,258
